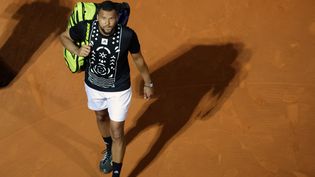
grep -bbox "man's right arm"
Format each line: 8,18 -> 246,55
59,29 -> 91,57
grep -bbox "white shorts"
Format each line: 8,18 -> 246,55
84,84 -> 132,122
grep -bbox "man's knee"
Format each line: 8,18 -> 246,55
110,122 -> 125,141
111,131 -> 124,141
95,110 -> 109,121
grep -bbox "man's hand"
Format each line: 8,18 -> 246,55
77,45 -> 91,57
144,86 -> 154,100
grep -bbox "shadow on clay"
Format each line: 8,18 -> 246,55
0,0 -> 70,88
126,42 -> 251,177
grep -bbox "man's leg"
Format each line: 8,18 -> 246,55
106,88 -> 131,177
95,110 -> 111,139
95,110 -> 114,173
110,120 -> 125,177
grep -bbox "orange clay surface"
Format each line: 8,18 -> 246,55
1,0 -> 315,177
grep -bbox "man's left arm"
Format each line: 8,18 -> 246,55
131,51 -> 154,99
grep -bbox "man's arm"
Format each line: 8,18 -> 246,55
131,51 -> 154,99
59,29 -> 90,57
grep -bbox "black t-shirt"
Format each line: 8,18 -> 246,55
69,20 -> 140,92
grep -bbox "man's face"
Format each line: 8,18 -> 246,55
97,9 -> 118,35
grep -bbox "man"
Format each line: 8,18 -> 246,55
59,1 -> 154,177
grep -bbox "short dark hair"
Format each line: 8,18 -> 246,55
99,1 -> 117,12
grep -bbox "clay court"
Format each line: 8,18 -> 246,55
1,0 -> 315,176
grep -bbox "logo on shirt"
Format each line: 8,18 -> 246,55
101,38 -> 108,45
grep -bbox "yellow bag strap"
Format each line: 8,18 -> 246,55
77,2 -> 83,22
83,23 -> 91,45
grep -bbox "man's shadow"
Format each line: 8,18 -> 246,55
0,0 -> 70,88
126,43 -> 250,177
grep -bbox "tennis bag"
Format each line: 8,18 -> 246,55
63,2 -> 130,73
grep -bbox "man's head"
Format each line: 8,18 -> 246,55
97,1 -> 119,35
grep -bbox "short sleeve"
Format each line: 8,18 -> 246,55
128,30 -> 140,54
69,22 -> 87,42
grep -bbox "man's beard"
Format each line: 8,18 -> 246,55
100,26 -> 116,36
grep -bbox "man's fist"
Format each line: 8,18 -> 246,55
77,45 -> 91,57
